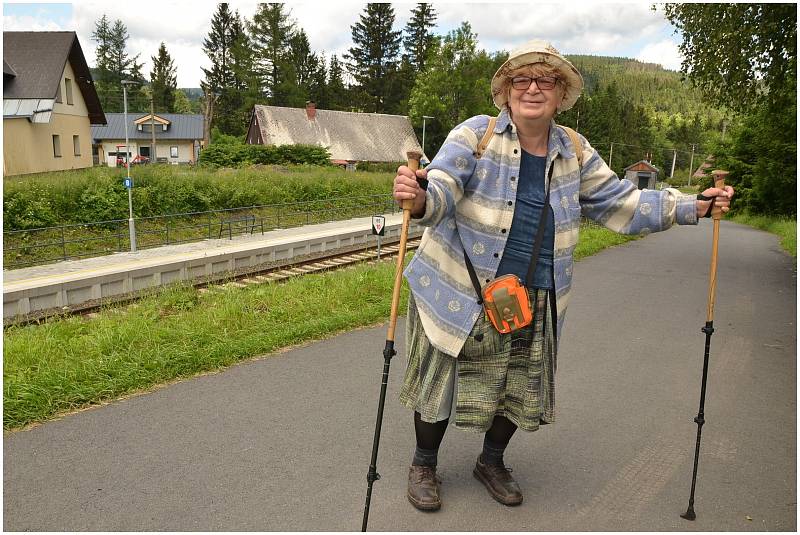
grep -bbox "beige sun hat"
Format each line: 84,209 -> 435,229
491,39 -> 584,112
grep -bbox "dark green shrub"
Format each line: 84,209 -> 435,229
2,183 -> 58,229
356,161 -> 404,173
198,142 -> 332,168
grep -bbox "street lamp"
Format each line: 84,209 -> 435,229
121,79 -> 138,252
421,115 -> 434,162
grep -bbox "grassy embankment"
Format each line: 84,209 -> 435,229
729,213 -> 796,258
3,164 -> 397,267
3,220 -> 636,431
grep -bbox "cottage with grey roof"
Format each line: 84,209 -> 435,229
246,102 -> 425,167
3,31 -> 106,176
91,113 -> 204,166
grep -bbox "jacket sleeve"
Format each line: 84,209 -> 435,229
576,136 -> 698,234
415,116 -> 489,227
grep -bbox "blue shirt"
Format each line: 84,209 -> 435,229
495,151 -> 554,289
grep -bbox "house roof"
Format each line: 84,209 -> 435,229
624,160 -> 660,173
249,105 -> 424,162
91,113 -> 204,141
3,31 -> 105,124
692,156 -> 714,178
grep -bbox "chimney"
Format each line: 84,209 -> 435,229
305,100 -> 316,120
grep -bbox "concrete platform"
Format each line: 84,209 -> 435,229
3,214 -> 423,319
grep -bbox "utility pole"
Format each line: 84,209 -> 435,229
688,144 -> 696,187
122,80 -> 138,252
421,115 -> 433,161
670,149 -> 677,179
202,90 -> 218,149
608,142 -> 613,169
150,95 -> 156,163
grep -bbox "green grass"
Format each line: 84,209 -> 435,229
574,221 -> 639,259
3,164 -> 396,267
3,261 -> 409,430
729,212 -> 797,257
3,223 -> 638,430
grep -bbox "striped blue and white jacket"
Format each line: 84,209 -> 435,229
404,108 -> 698,358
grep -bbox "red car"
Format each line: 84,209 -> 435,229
116,153 -> 150,166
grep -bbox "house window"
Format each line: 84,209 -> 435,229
138,124 -> 143,131
73,135 -> 81,156
170,146 -> 178,158
53,135 -> 62,157
65,78 -> 73,105
162,124 -> 168,132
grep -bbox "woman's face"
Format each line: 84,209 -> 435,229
506,66 -> 565,124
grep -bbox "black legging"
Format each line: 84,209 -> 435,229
414,411 -> 517,450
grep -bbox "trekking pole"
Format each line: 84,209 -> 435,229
362,151 -> 423,532
681,169 -> 728,521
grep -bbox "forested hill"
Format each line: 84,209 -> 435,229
566,54 -> 722,120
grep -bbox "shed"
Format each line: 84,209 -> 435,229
623,160 -> 659,190
246,102 -> 425,166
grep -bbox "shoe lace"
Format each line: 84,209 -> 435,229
413,465 -> 441,484
487,463 -> 514,479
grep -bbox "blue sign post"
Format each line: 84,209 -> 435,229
123,178 -> 132,189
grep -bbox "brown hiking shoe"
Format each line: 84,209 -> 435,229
407,465 -> 442,511
473,455 -> 523,506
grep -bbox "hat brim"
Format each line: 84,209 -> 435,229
491,51 -> 584,112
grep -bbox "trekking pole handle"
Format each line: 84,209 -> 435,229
404,152 -> 422,211
710,170 -> 728,221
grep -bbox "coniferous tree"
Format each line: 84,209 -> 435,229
91,15 -> 146,112
403,3 -> 437,74
308,54 -> 329,109
202,4 -> 250,135
345,3 -> 402,113
249,3 -> 296,105
327,54 -> 349,110
150,42 -> 177,113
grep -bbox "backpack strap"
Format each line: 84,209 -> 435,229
474,116 -> 498,159
557,125 -> 583,168
475,117 -> 583,169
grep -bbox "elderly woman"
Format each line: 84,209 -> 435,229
392,39 -> 733,512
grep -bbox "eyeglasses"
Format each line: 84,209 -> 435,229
510,75 -> 559,91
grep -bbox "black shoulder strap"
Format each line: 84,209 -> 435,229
523,164 -> 554,288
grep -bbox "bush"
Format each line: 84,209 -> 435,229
199,142 -> 332,168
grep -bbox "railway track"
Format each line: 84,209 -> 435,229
4,236 -> 422,328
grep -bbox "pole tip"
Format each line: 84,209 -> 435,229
681,508 -> 696,521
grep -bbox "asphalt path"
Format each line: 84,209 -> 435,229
4,220 -> 796,531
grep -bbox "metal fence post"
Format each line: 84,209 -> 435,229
61,227 -> 67,261
207,213 -> 212,239
166,218 -> 170,245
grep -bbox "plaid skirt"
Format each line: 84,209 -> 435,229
399,289 -> 556,433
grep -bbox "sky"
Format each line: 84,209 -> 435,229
2,0 -> 686,88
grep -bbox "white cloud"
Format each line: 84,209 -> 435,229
7,1 -> 682,87
433,2 -> 666,55
3,14 -> 64,32
636,39 -> 683,71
